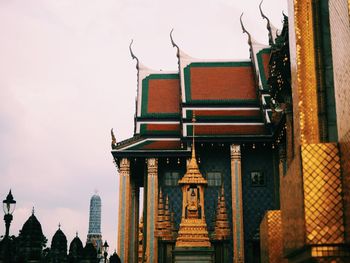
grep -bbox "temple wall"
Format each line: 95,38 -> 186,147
329,0 -> 350,243
241,146 -> 279,262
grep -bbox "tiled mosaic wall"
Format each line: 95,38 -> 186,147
241,146 -> 279,262
260,210 -> 286,263
279,155 -> 305,255
329,0 -> 350,243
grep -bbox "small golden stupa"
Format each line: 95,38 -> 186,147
175,125 -> 211,247
155,189 -> 174,241
213,185 -> 231,240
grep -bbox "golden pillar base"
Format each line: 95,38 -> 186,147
260,210 -> 286,263
176,218 -> 211,247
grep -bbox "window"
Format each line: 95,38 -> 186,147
207,172 -> 222,187
250,171 -> 265,187
164,171 -> 180,186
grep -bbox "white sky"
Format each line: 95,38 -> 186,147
0,0 -> 287,253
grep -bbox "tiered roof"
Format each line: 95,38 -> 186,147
112,8 -> 286,156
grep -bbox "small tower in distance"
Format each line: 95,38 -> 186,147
86,192 -> 102,254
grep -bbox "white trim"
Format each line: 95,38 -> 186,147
183,122 -> 265,126
265,109 -> 272,124
182,107 -> 260,111
137,121 -> 180,124
261,94 -> 271,106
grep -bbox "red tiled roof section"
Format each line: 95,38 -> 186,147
148,79 -> 180,113
147,124 -> 180,131
194,110 -> 260,117
190,67 -> 256,100
195,125 -> 266,135
261,53 -> 270,80
142,140 -> 182,150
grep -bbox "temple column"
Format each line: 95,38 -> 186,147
117,158 -> 131,263
145,158 -> 158,263
230,144 -> 244,263
129,179 -> 139,262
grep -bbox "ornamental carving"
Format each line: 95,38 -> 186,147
230,144 -> 241,159
120,158 -> 130,173
147,158 -> 158,176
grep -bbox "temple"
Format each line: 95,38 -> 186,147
111,1 -> 350,262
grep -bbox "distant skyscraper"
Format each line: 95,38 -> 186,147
86,193 -> 102,254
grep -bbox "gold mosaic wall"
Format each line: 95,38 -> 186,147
329,0 -> 350,242
293,0 -> 320,144
301,143 -> 345,244
260,210 -> 287,263
279,157 -> 305,255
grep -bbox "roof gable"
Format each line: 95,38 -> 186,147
140,74 -> 180,118
183,62 -> 256,104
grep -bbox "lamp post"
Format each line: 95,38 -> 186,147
3,190 -> 16,237
103,240 -> 109,263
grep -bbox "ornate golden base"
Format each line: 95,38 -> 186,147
175,219 -> 211,247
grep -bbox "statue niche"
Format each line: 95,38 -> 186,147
186,186 -> 201,219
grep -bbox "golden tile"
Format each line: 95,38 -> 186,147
301,143 -> 345,244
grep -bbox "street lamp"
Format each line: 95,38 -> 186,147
3,190 -> 16,237
103,240 -> 109,263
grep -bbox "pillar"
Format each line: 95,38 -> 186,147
129,179 -> 140,262
117,158 -> 131,263
230,144 -> 244,263
146,158 -> 158,263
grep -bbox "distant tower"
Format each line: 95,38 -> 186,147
87,192 -> 102,254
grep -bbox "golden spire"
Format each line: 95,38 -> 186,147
155,188 -> 165,238
176,113 -> 211,247
156,190 -> 173,241
178,114 -> 207,185
213,185 -> 231,240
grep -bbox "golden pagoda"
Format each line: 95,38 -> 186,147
213,185 -> 231,240
175,139 -> 211,247
156,189 -> 174,241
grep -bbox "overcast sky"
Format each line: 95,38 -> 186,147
0,0 -> 287,252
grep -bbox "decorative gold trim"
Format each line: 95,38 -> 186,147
294,0 -> 320,144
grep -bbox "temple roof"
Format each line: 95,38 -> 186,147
112,14 -> 287,157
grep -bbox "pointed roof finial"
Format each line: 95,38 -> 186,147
170,29 -> 179,49
76,231 -> 78,237
240,13 -> 252,47
259,0 -> 274,45
129,39 -> 140,70
58,222 -> 61,229
111,128 -> 117,149
32,206 -> 35,215
170,29 -> 180,58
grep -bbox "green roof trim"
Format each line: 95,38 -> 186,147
184,61 -> 253,103
256,48 -> 271,91
141,73 -> 180,118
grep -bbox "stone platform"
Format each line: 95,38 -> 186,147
173,247 -> 215,263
